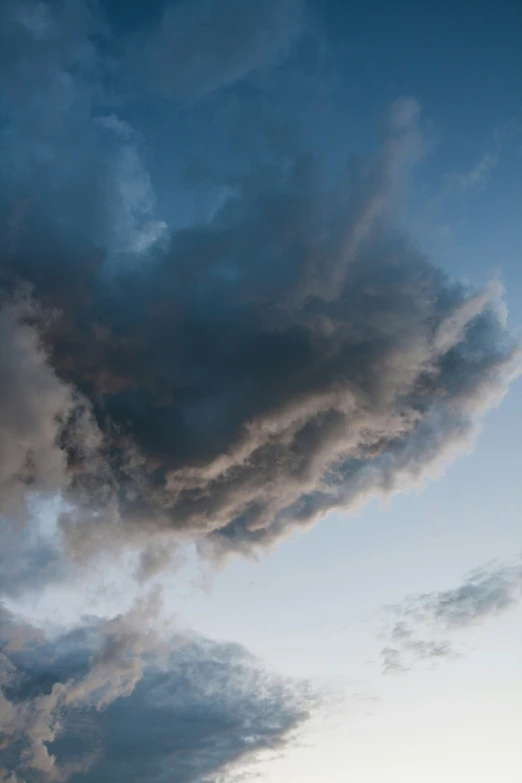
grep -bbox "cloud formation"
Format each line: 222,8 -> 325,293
0,602 -> 313,782
0,0 -> 520,574
454,150 -> 499,193
380,559 -> 522,673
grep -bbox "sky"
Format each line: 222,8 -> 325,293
0,1 -> 521,782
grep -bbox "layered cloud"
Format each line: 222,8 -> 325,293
380,559 -> 522,673
0,601 -> 313,782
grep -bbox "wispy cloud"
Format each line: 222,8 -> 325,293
380,559 -> 522,673
451,150 -> 499,193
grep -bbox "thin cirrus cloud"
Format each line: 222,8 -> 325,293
380,559 -> 522,673
453,150 -> 499,193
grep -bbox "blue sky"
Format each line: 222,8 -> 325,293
0,1 -> 521,782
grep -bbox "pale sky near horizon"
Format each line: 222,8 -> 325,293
8,376 -> 521,781
0,1 -> 521,782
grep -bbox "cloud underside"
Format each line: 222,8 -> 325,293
0,0 -> 520,570
0,603 -> 311,783
1,143 -> 518,564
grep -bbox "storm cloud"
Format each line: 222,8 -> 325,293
0,602 -> 313,782
0,0 -> 520,570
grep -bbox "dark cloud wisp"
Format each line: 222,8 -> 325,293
380,559 -> 522,673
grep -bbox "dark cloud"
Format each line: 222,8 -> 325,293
380,559 -> 522,673
0,0 -> 520,573
0,603 -> 313,783
0,294 -> 105,524
0,2 -> 519,780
